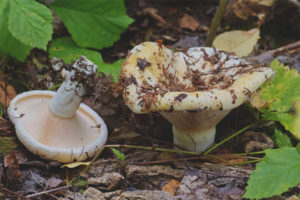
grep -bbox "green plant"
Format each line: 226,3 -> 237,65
0,0 -> 133,81
244,60 -> 300,199
110,147 -> 125,161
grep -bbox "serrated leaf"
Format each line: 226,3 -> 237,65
0,0 -> 31,61
50,0 -> 134,49
49,37 -> 104,67
99,59 -> 123,82
61,161 -> 91,168
213,28 -> 260,57
110,148 -> 125,161
244,147 -> 300,199
273,128 -> 293,148
258,60 -> 300,137
8,0 -> 53,50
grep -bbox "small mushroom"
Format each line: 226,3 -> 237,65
120,42 -> 274,152
8,56 -> 108,163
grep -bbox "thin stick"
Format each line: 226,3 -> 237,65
105,144 -> 202,156
204,123 -> 255,155
205,0 -> 229,46
234,151 -> 266,156
235,159 -> 261,165
82,146 -> 105,172
25,186 -> 69,198
0,185 -> 26,199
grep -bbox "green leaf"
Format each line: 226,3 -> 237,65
0,0 -> 31,61
296,143 -> 300,153
244,147 -> 300,199
8,0 -> 53,50
71,176 -> 88,187
50,0 -> 133,49
259,60 -> 300,138
98,59 -> 123,82
295,100 -> 300,140
110,148 -> 125,161
49,37 -> 104,67
273,128 -> 293,148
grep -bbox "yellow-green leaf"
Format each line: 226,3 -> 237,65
213,28 -> 260,57
256,60 -> 300,138
295,100 -> 300,138
61,161 -> 91,168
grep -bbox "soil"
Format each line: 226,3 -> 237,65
0,0 -> 300,199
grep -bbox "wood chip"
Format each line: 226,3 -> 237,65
162,179 -> 181,196
179,14 -> 199,31
0,81 -> 17,106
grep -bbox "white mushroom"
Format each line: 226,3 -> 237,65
8,56 -> 108,163
120,42 -> 274,152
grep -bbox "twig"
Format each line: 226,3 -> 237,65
249,40 -> 300,64
106,144 -> 202,155
204,123 -> 256,155
0,184 -> 26,199
82,146 -> 105,172
235,159 -> 260,165
234,151 -> 266,156
20,160 -> 61,169
25,185 -> 70,198
205,0 -> 229,46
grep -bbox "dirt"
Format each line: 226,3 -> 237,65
0,0 -> 300,199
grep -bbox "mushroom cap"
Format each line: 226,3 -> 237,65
8,90 -> 107,163
121,42 -> 274,113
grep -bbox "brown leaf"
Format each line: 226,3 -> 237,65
0,81 -> 17,106
4,152 -> 22,190
162,179 -> 181,196
179,14 -> 199,31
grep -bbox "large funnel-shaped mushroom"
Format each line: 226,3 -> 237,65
121,42 -> 274,152
8,56 -> 108,163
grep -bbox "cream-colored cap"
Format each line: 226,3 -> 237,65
121,42 -> 274,113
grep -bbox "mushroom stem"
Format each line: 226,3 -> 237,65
160,110 -> 231,152
49,56 -> 97,118
173,126 -> 216,152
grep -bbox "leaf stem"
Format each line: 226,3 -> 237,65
235,159 -> 261,165
105,144 -> 202,156
205,0 -> 229,47
204,123 -> 256,155
234,151 -> 266,156
82,146 -> 105,172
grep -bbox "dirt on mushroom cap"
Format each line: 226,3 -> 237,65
121,42 -> 274,113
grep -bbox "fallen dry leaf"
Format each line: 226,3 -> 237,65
4,152 -> 22,190
61,161 -> 91,169
213,28 -> 260,57
226,0 -> 274,23
179,14 -> 199,31
0,81 -> 17,106
162,179 -> 181,195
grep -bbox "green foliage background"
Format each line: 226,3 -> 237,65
0,0 -> 133,81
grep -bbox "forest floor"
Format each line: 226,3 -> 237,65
0,0 -> 300,199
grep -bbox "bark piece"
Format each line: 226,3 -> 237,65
176,163 -> 252,200
125,165 -> 185,179
112,190 -> 178,200
88,172 -> 125,191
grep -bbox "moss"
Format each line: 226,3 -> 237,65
0,137 -> 19,155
